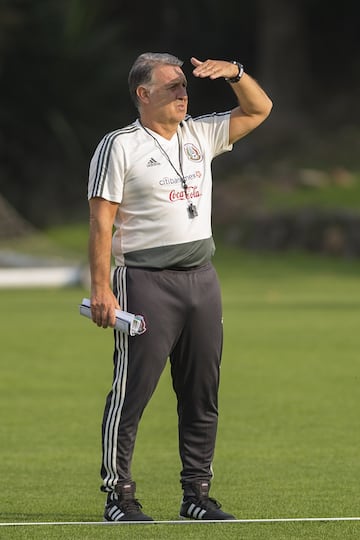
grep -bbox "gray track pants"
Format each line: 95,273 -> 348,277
100,262 -> 223,492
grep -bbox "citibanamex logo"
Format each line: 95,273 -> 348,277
169,185 -> 201,202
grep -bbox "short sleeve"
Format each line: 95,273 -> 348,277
191,112 -> 233,158
88,133 -> 124,202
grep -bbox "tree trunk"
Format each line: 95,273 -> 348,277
256,0 -> 308,139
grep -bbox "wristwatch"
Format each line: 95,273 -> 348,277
225,61 -> 244,83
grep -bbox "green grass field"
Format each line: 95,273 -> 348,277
1,244 -> 360,539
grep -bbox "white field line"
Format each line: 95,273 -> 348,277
0,517 -> 360,527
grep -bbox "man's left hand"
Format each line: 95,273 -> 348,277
190,57 -> 239,80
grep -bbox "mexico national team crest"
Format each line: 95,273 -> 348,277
184,143 -> 203,162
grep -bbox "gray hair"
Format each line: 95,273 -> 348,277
128,52 -> 184,109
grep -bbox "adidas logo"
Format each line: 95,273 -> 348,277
146,157 -> 160,167
185,503 -> 207,519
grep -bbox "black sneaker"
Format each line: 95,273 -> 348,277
104,481 -> 153,522
179,481 -> 236,520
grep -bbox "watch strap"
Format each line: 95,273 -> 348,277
225,61 -> 244,83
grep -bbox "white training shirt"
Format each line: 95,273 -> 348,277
88,112 -> 232,268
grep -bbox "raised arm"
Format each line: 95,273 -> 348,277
191,57 -> 273,144
88,196 -> 120,328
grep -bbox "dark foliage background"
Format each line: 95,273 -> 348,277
0,0 -> 359,226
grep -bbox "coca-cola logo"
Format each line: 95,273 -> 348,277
169,185 -> 201,202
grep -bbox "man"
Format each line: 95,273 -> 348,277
88,52 -> 272,522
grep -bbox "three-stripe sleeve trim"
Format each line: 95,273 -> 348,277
90,125 -> 139,199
